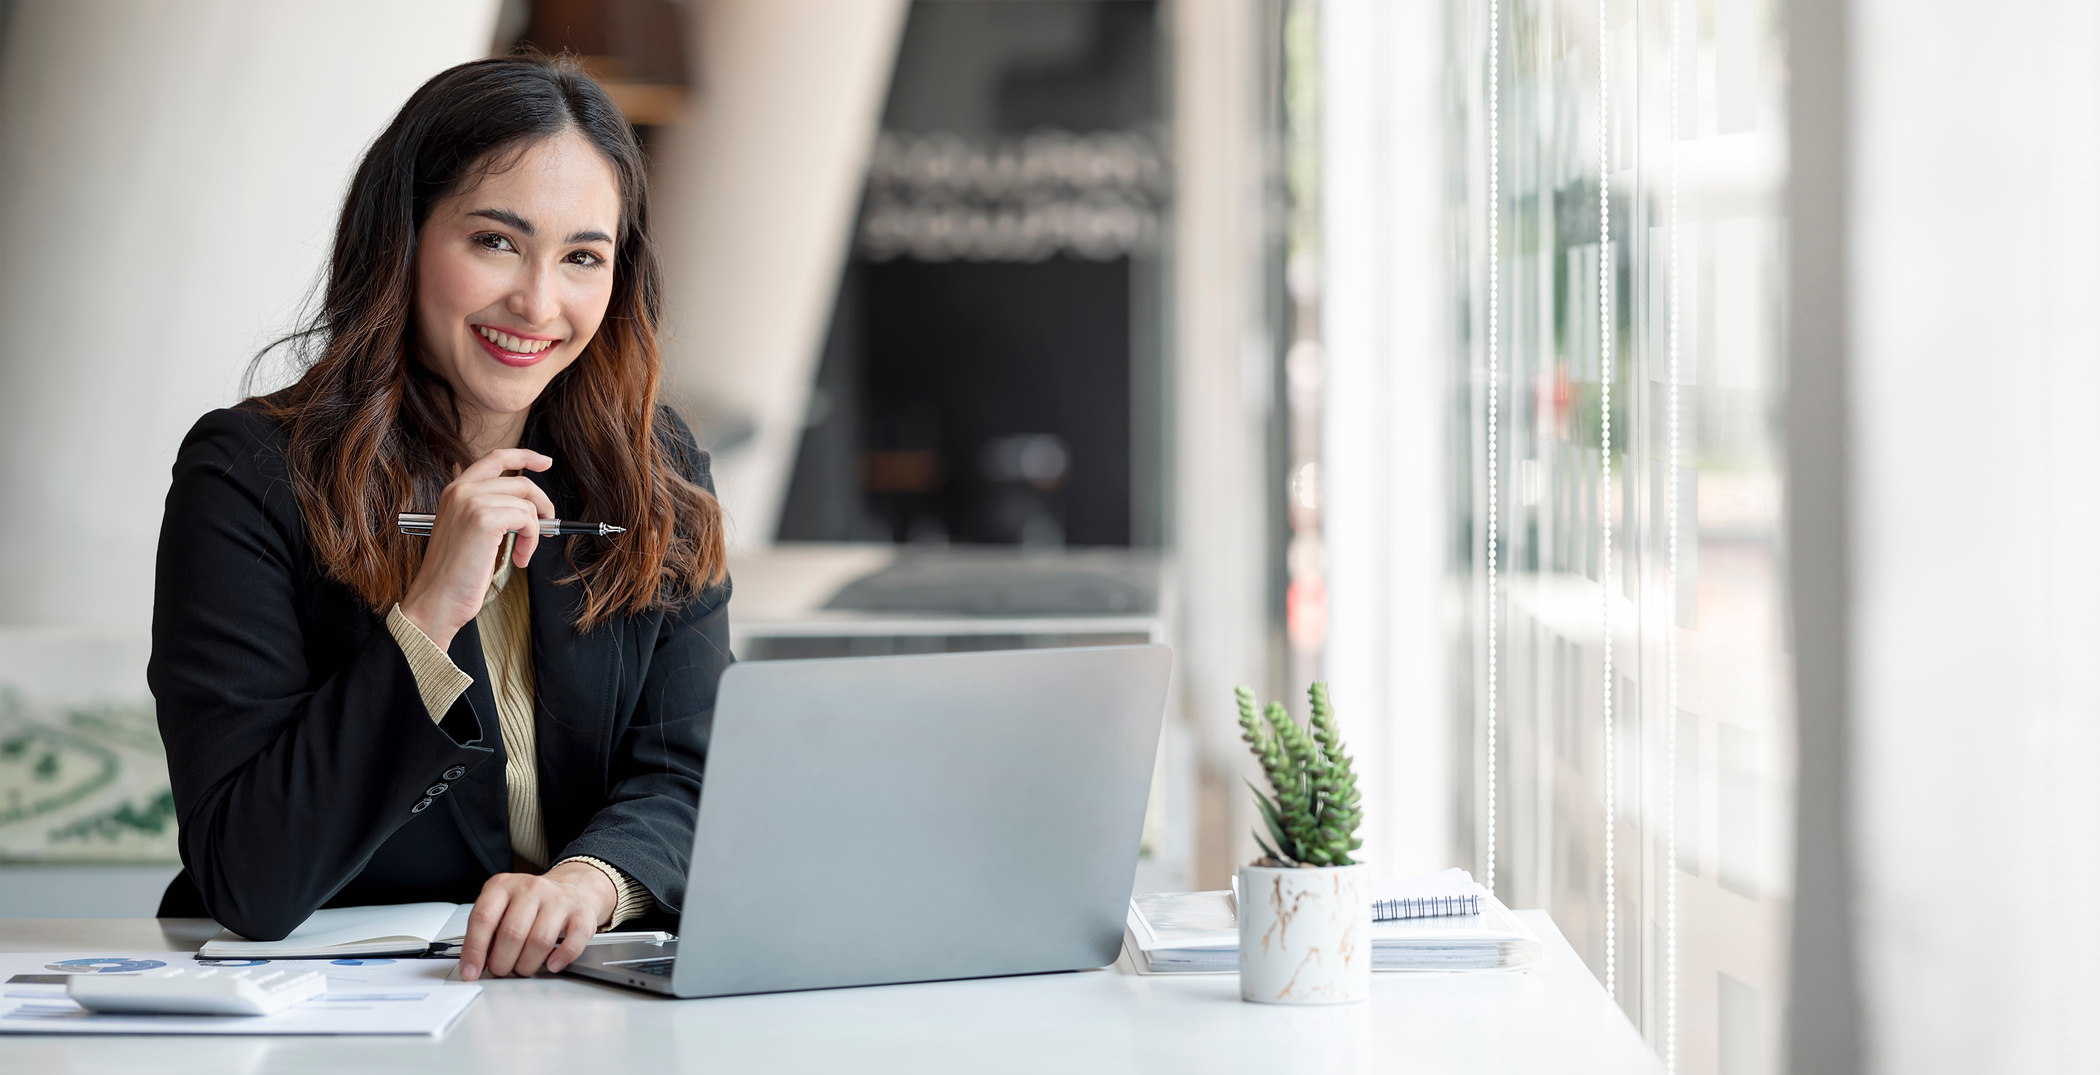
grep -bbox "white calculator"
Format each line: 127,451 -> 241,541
67,964 -> 328,1016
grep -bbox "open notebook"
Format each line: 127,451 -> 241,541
199,903 -> 474,959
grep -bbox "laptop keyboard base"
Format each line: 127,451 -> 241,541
606,957 -> 675,978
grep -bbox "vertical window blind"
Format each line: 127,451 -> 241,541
1452,0 -> 1791,1071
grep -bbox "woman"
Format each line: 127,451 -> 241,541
149,55 -> 730,982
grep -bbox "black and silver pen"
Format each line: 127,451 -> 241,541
397,512 -> 627,537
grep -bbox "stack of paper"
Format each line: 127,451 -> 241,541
1124,869 -> 1542,974
0,952 -> 479,1036
1125,890 -> 1240,973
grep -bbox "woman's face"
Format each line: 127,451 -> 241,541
414,131 -> 621,444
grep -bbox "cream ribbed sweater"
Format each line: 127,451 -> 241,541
385,534 -> 651,929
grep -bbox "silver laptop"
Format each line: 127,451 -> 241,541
564,643 -> 1172,998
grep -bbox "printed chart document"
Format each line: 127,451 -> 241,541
0,952 -> 478,1036
199,903 -> 473,958
1125,869 -> 1543,974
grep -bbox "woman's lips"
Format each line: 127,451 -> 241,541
473,329 -> 558,368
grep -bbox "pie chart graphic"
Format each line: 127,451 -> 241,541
46,957 -> 167,973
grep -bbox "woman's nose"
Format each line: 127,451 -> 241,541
508,261 -> 560,326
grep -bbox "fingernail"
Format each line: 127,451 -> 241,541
462,963 -> 478,980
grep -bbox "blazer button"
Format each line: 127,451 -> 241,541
411,797 -> 433,814
426,783 -> 449,797
442,766 -> 466,781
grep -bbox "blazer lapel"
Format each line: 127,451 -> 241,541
523,534 -> 619,857
521,433 -> 620,857
442,618 -> 514,877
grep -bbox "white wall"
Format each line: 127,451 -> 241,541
1846,0 -> 2100,1071
0,0 -> 501,629
0,0 -> 499,919
1319,0 -> 1450,876
652,0 -> 906,549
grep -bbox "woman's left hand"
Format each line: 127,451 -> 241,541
457,862 -> 616,980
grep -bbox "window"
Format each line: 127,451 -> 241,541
1449,0 -> 1791,1070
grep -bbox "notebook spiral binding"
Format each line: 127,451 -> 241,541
1371,893 -> 1482,922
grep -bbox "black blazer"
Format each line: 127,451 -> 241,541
149,403 -> 732,940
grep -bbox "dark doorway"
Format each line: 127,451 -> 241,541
776,0 -> 1164,549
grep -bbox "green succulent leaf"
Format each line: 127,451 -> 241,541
1247,782 -> 1297,861
1234,682 -> 1365,870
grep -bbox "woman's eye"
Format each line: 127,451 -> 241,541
565,250 -> 606,268
474,232 -> 515,252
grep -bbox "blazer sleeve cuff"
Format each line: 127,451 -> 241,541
386,604 -> 473,724
557,855 -> 655,930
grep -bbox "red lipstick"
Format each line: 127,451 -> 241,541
472,325 -> 561,369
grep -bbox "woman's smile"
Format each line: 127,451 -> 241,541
473,323 -> 562,367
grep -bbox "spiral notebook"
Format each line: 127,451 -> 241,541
1372,868 -> 1482,921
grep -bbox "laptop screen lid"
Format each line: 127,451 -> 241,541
669,644 -> 1171,998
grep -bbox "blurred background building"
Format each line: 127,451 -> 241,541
3,2 -> 2097,1073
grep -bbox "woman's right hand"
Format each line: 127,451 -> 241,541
397,448 -> 556,651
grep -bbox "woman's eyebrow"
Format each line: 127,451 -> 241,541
467,207 -> 534,235
466,208 -> 610,246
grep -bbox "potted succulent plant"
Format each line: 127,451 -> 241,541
1234,682 -> 1369,1004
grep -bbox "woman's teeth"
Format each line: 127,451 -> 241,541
477,326 -> 555,354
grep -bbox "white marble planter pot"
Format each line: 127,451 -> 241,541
1237,862 -> 1371,1005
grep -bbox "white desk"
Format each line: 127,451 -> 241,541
0,912 -> 1660,1074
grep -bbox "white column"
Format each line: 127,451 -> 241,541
651,0 -> 907,550
1320,0 -> 1451,876
0,0 -> 500,629
1168,0 -> 1273,882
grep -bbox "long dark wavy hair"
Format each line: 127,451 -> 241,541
256,53 -> 724,629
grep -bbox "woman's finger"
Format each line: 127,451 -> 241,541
513,525 -> 539,568
461,502 -> 544,563
546,905 -> 594,974
453,476 -> 558,518
457,448 -> 552,484
515,906 -> 568,978
456,498 -> 542,567
463,476 -> 560,523
459,884 -> 514,982
453,480 -> 558,565
485,890 -> 541,978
